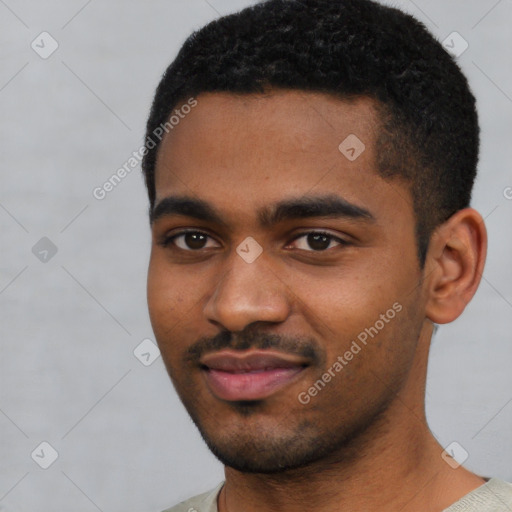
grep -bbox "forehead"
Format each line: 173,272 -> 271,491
155,90 -> 379,181
153,90 -> 409,228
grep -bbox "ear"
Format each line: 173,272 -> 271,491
424,208 -> 487,324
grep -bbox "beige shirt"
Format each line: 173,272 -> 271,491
162,478 -> 512,512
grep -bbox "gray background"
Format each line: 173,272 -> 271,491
0,0 -> 511,510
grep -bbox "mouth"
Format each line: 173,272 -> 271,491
199,349 -> 310,401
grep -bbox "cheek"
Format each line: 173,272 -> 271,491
147,254 -> 185,336
147,252 -> 212,369
293,259 -> 417,368
295,266 -> 397,332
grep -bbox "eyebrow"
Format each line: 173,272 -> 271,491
150,193 -> 375,227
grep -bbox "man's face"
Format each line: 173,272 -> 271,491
148,91 -> 426,473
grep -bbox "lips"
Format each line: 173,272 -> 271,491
200,350 -> 309,401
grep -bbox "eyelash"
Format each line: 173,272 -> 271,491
159,229 -> 349,253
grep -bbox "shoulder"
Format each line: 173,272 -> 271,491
444,478 -> 512,511
160,482 -> 224,512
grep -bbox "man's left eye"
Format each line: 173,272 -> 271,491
288,231 -> 348,252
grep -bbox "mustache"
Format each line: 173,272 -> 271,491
183,329 -> 323,367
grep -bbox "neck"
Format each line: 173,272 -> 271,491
218,324 -> 485,512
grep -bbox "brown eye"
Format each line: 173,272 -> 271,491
182,232 -> 208,250
162,231 -> 220,251
290,231 -> 348,252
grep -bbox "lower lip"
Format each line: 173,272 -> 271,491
203,366 -> 306,401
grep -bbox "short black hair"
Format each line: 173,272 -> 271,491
141,0 -> 479,267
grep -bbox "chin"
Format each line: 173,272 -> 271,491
192,412 -> 352,474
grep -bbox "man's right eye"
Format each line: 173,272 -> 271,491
160,230 -> 221,251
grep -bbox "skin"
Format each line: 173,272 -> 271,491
147,90 -> 487,512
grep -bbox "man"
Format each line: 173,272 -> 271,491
141,0 -> 512,510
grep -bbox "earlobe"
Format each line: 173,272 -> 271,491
424,208 -> 487,324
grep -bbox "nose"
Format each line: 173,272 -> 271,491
203,249 -> 291,333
